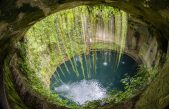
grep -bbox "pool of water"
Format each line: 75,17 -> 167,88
50,51 -> 138,105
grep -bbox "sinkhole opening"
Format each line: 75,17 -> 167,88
50,51 -> 138,105
10,4 -> 162,108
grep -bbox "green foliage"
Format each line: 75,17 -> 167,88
3,56 -> 28,109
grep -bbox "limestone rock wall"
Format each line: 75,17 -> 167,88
126,17 -> 161,68
0,0 -> 169,109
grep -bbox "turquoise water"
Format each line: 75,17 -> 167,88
50,51 -> 138,104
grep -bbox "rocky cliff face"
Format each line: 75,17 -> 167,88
0,0 -> 169,109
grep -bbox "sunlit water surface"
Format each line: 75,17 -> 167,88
54,79 -> 106,105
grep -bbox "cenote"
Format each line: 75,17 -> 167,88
1,2 -> 167,109
50,51 -> 139,105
